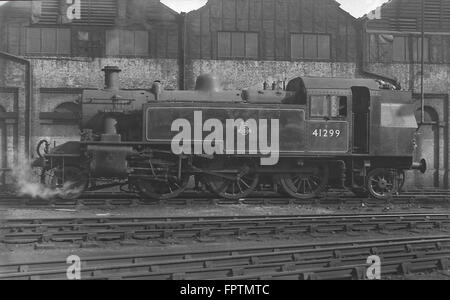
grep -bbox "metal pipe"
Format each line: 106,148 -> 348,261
0,51 -> 32,160
177,12 -> 187,90
420,0 -> 425,124
358,21 -> 401,90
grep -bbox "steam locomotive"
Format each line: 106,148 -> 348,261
34,66 -> 426,200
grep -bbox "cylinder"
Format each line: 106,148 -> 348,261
102,66 -> 121,90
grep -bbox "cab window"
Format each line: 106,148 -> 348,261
310,95 -> 329,117
310,95 -> 347,118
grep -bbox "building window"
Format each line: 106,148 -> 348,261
74,30 -> 104,57
291,34 -> 331,60
6,25 -> 24,55
412,36 -> 429,62
106,30 -> 149,57
393,36 -> 408,62
393,36 -> 429,62
25,27 -> 71,55
218,32 -> 258,59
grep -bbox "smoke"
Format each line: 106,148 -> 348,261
11,160 -> 83,200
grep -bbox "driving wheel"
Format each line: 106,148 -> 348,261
366,168 -> 398,200
202,160 -> 260,200
136,174 -> 190,201
279,163 -> 329,199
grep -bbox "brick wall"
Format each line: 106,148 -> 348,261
188,59 -> 357,90
367,63 -> 450,94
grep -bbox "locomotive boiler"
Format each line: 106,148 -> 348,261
34,66 -> 426,200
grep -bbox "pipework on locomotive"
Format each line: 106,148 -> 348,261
33,66 -> 426,201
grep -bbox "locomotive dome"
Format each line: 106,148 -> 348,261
195,74 -> 221,92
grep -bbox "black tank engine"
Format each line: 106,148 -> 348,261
34,66 -> 426,200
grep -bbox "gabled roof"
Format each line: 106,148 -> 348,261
0,0 -> 31,18
0,0 -> 179,24
359,0 -> 393,21
188,0 -> 356,21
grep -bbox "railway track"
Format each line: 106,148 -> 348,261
1,235 -> 449,280
1,213 -> 449,245
0,189 -> 450,208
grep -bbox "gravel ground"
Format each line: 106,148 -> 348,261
2,201 -> 450,220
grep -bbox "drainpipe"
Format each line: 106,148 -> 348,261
177,12 -> 187,90
0,51 -> 32,160
420,0 -> 425,124
358,20 -> 402,90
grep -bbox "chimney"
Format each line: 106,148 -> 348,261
102,66 -> 121,90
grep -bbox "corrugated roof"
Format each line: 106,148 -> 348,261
362,0 -> 450,32
0,0 -> 179,25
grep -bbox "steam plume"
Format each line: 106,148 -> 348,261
12,160 -> 83,199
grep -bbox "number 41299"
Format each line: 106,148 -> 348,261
312,129 -> 341,137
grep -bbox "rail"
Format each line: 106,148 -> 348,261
1,235 -> 448,280
1,213 -> 449,245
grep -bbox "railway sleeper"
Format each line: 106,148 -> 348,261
40,233 -> 52,243
351,267 -> 367,280
83,233 -> 98,242
149,265 -> 160,272
399,262 -> 412,275
299,272 -> 319,280
250,257 -> 260,265
171,272 -> 186,280
438,258 -> 449,270
18,265 -> 29,273
203,261 -> 215,268
79,241 -> 100,248
327,259 -> 343,268
197,229 -> 211,238
33,243 -> 56,250
333,250 -> 342,259
3,246 -> 450,280
281,263 -> 296,272
3,237 -> 39,244
230,268 -> 244,277
122,232 -> 135,240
